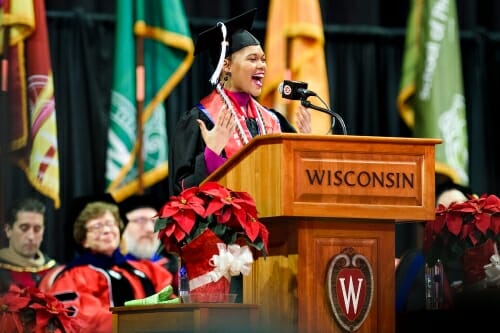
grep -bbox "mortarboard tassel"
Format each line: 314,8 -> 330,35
209,22 -> 228,86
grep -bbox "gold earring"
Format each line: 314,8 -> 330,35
224,72 -> 230,82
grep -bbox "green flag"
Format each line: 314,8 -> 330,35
106,0 -> 194,201
397,0 -> 468,185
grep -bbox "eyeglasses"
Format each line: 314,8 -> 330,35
127,216 -> 155,225
86,219 -> 118,233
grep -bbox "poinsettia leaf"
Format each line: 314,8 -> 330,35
179,186 -> 201,198
474,213 -> 491,234
241,216 -> 260,242
452,197 -> 483,213
33,306 -> 52,332
158,202 -> 181,218
216,208 -> 233,224
490,215 -> 500,235
227,199 -> 242,211
235,191 -> 256,204
248,238 -> 264,251
233,208 -> 248,228
460,223 -> 474,240
210,222 -> 229,237
187,198 -> 207,216
173,210 -> 197,234
173,226 -> 187,243
154,218 -> 168,232
205,200 -> 226,217
445,214 -> 463,236
436,204 -> 447,214
0,313 -> 24,333
226,231 -> 238,245
234,193 -> 258,215
0,289 -> 31,311
199,181 -> 229,197
164,223 -> 176,237
485,195 -> 500,213
202,214 -> 211,223
432,214 -> 445,234
257,221 -> 269,253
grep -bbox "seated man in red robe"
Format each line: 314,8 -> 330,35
0,197 -> 61,293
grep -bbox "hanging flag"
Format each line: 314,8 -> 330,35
398,0 -> 468,185
105,0 -> 194,201
1,0 -> 60,207
260,0 -> 331,134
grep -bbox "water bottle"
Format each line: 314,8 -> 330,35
425,260 -> 443,310
178,263 -> 190,302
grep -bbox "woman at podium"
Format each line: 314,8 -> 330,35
168,8 -> 312,196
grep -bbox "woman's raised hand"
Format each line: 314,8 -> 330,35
197,105 -> 235,155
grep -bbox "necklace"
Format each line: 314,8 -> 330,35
216,84 -> 267,146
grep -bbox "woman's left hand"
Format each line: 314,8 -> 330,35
296,106 -> 312,134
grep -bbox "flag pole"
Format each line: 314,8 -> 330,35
135,32 -> 145,194
0,27 -> 9,151
0,25 -> 10,229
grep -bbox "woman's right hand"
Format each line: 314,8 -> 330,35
197,105 -> 235,155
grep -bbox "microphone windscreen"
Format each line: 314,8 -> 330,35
279,80 -> 308,100
278,82 -> 284,94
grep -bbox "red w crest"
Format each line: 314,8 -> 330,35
326,248 -> 373,332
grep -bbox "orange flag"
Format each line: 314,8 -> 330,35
260,0 -> 331,134
1,0 -> 60,207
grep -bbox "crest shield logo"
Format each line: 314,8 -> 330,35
326,247 -> 373,332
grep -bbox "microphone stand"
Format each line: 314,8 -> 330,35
300,99 -> 347,135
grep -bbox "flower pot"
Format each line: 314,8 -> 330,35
462,238 -> 495,287
180,229 -> 231,301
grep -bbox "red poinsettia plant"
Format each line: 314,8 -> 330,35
423,193 -> 500,266
0,284 -> 82,333
155,182 -> 269,257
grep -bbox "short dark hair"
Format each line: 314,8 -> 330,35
6,198 -> 46,226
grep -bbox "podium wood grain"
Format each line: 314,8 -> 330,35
204,134 -> 440,333
111,303 -> 260,333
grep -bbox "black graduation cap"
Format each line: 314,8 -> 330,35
118,194 -> 161,226
194,8 -> 260,84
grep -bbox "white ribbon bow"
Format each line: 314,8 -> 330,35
484,253 -> 500,287
189,243 -> 254,291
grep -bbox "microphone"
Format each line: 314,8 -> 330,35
277,80 -> 348,135
278,80 -> 317,100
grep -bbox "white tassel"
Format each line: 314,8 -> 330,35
209,22 -> 228,86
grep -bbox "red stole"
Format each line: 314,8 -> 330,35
199,90 -> 282,157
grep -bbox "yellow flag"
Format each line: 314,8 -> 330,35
260,0 -> 331,134
2,0 -> 60,207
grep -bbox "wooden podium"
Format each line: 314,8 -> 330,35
204,133 -> 440,333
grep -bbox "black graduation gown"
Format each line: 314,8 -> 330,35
168,105 -> 297,196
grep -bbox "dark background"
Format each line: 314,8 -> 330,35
2,0 -> 500,263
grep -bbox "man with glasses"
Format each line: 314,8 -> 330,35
119,194 -> 179,291
119,195 -> 163,261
